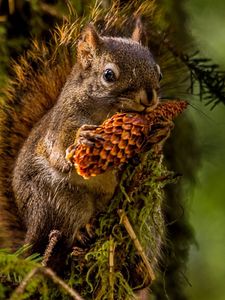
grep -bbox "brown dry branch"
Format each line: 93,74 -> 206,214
9,268 -> 39,300
109,236 -> 116,300
9,266 -> 85,300
117,209 -> 156,283
41,268 -> 85,300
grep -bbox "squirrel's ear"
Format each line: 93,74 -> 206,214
77,24 -> 102,69
131,17 -> 147,46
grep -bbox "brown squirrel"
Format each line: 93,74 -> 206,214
0,17 -> 162,268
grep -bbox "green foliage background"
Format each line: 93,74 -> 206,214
185,1 -> 225,299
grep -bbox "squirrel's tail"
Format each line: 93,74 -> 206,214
0,23 -> 78,248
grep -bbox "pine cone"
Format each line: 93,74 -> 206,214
66,100 -> 188,179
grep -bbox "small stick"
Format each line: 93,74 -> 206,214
117,209 -> 156,282
109,236 -> 115,300
9,268 -> 39,300
42,230 -> 61,267
9,266 -> 85,300
42,267 -> 85,300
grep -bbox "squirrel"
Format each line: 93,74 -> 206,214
0,16 -> 162,271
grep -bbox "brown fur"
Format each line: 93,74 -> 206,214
0,35 -> 74,248
0,1 -> 160,271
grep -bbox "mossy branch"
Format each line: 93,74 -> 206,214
68,150 -> 177,299
0,150 -> 177,299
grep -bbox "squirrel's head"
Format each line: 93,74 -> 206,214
68,22 -> 162,123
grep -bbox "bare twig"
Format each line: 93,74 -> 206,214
9,268 -> 39,300
109,236 -> 116,300
9,266 -> 85,300
117,209 -> 156,282
42,267 -> 85,300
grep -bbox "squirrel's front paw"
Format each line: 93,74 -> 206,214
76,124 -> 104,146
65,124 -> 103,164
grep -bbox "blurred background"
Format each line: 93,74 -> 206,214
185,1 -> 225,299
0,0 -> 224,299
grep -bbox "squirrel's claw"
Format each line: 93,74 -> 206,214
65,144 -> 77,164
75,222 -> 96,247
76,124 -> 104,146
65,124 -> 104,164
85,222 -> 96,239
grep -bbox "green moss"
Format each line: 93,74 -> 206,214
69,150 -> 177,299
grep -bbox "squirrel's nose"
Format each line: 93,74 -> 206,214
135,88 -> 158,107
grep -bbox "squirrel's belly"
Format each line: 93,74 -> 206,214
69,169 -> 118,210
61,170 -> 118,244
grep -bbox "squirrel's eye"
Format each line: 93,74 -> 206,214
103,69 -> 116,83
101,63 -> 119,87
